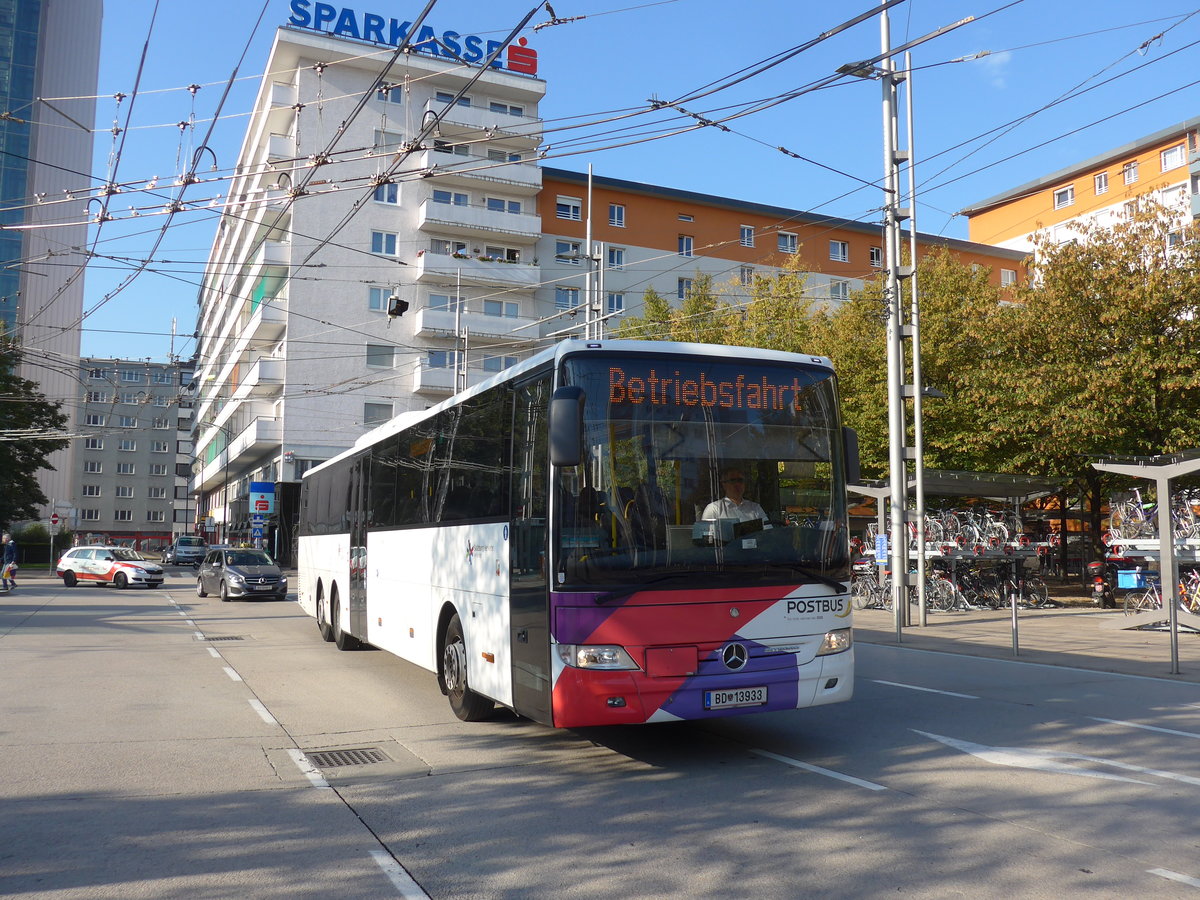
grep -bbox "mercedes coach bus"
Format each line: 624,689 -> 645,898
297,339 -> 858,728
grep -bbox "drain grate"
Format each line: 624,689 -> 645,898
306,747 -> 388,769
199,635 -> 244,641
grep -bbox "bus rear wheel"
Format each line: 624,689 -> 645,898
442,614 -> 493,722
331,591 -> 361,651
316,590 -> 334,642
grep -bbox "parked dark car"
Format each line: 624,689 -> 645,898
196,548 -> 287,601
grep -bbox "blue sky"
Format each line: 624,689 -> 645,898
78,0 -> 1200,361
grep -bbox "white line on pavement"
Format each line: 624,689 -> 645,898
223,666 -> 242,682
192,631 -> 204,640
1148,868 -> 1200,888
287,748 -> 330,790
207,647 -> 220,658
369,850 -> 431,898
185,620 -> 195,627
249,699 -> 277,725
750,748 -> 887,791
1089,717 -> 1200,739
177,610 -> 187,617
873,679 -> 979,700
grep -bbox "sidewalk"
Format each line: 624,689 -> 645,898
854,601 -> 1200,683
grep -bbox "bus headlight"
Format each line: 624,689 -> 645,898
816,628 -> 852,656
556,644 -> 640,670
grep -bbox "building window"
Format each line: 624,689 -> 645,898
739,266 -> 754,286
431,189 -> 468,206
366,344 -> 394,368
555,286 -> 579,311
1192,173 -> 1200,197
1053,185 -> 1075,209
153,395 -> 171,407
555,239 -> 582,264
1162,143 -> 1186,172
430,239 -> 467,257
118,439 -> 136,451
153,418 -> 170,430
607,292 -> 624,314
148,486 -> 167,499
116,463 -> 135,475
829,240 -> 849,262
482,355 -> 517,373
150,463 -> 168,476
1123,161 -> 1139,185
778,232 -> 797,254
607,247 -> 625,270
80,509 -> 99,522
85,391 -> 106,402
870,246 -> 883,267
829,279 -> 850,301
609,203 -> 625,227
82,485 -> 101,497
428,293 -> 464,312
483,299 -> 518,318
740,225 -> 754,248
368,286 -> 389,312
1000,268 -> 1017,286
147,510 -> 166,523
84,437 -> 103,450
120,370 -> 143,383
483,245 -> 521,262
118,416 -> 137,429
115,510 -> 133,522
427,350 -> 451,369
433,140 -> 469,157
435,91 -> 471,107
556,196 -> 582,220
1094,172 -> 1108,195
116,485 -> 134,498
678,235 -> 693,257
84,461 -> 102,474
488,101 -> 524,116
87,368 -> 108,380
85,414 -> 105,427
485,196 -> 522,214
678,213 -> 694,222
370,231 -> 397,256
376,85 -> 403,104
677,278 -> 692,300
363,402 -> 392,427
151,441 -> 169,453
373,182 -> 398,204
151,371 -> 171,384
120,391 -> 140,404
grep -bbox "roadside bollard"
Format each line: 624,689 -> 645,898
1011,590 -> 1020,656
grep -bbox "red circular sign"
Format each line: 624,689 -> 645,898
50,513 -> 59,525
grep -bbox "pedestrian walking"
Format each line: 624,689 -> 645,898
1,532 -> 17,591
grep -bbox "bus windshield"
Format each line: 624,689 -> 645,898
555,353 -> 849,589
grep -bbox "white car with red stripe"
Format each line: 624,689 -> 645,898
56,546 -> 165,589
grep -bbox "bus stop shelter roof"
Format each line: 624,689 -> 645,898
850,469 -> 1062,502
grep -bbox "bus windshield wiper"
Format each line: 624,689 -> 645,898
594,571 -> 705,605
760,563 -> 847,592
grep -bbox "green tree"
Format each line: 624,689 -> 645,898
0,339 -> 68,528
613,286 -> 673,340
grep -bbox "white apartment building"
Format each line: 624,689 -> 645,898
192,23 -> 546,555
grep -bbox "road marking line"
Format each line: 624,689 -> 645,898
185,619 -> 195,627
1149,868 -> 1200,888
177,611 -> 187,617
192,631 -> 204,640
751,748 -> 887,791
873,679 -> 978,699
223,666 -> 242,682
249,699 -> 277,725
207,647 -> 220,658
369,850 -> 430,898
1089,717 -> 1200,739
287,748 -> 330,790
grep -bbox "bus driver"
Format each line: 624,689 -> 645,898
701,467 -> 771,526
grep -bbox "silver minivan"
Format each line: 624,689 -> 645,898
164,535 -> 206,566
196,548 -> 288,601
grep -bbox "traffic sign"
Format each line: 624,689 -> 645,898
251,526 -> 264,541
50,513 -> 59,526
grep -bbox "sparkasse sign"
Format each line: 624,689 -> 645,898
286,2 -> 539,74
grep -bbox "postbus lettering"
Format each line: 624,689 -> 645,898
786,598 -> 847,615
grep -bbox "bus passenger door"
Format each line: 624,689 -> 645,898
349,455 -> 368,638
509,375 -> 551,725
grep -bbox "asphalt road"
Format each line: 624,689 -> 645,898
3,571 -> 1200,898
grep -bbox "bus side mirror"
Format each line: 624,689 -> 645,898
549,386 -> 585,467
842,426 -> 860,485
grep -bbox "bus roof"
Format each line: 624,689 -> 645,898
306,339 -> 833,479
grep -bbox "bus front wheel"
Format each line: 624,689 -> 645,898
442,614 -> 493,722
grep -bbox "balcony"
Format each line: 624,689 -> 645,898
231,357 -> 284,402
267,133 -> 294,163
191,416 -> 282,492
418,198 -> 540,240
414,306 -> 539,343
414,360 -> 455,395
248,298 -> 286,341
414,251 -> 540,289
412,148 -> 541,192
425,99 -> 542,145
256,239 -> 290,268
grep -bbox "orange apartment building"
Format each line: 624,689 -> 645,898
961,116 -> 1200,252
536,166 -> 1028,326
